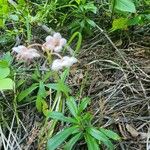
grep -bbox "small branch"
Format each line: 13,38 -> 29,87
27,43 -> 43,49
51,52 -> 63,59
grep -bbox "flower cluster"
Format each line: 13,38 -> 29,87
43,33 -> 67,52
12,45 -> 40,61
51,56 -> 77,71
12,32 -> 78,71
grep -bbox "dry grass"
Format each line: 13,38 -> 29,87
0,24 -> 150,150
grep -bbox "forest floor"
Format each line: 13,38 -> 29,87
0,24 -> 150,150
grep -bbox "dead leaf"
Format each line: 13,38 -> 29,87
126,124 -> 139,137
139,132 -> 148,139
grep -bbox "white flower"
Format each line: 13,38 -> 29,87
51,56 -> 78,71
51,59 -> 63,71
43,32 -> 67,52
62,56 -> 78,67
12,45 -> 40,61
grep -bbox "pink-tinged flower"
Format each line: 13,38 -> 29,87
12,45 -> 40,61
43,33 -> 67,52
51,56 -> 78,71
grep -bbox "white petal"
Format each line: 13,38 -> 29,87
70,57 -> 78,64
54,46 -> 63,52
18,45 -> 26,49
62,56 -> 72,67
53,32 -> 61,39
30,52 -> 40,58
51,59 -> 63,71
12,47 -> 20,53
12,45 -> 26,53
60,38 -> 67,46
28,48 -> 38,52
46,36 -> 53,42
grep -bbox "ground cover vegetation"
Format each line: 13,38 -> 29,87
0,0 -> 150,149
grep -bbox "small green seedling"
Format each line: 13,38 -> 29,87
47,97 -> 120,150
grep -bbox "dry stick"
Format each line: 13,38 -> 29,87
96,25 -> 134,74
38,23 -> 74,55
96,25 -> 147,97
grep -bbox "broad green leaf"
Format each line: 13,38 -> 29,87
87,127 -> 114,150
64,132 -> 82,150
114,0 -> 136,13
78,97 -> 90,114
2,52 -> 12,66
111,18 -> 128,31
17,83 -> 38,102
0,60 -> 9,68
99,128 -> 120,141
47,111 -> 77,123
66,97 -> 78,118
85,134 -> 99,150
0,78 -> 14,90
0,67 -> 10,79
47,126 -> 78,150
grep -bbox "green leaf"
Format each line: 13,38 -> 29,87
64,132 -> 82,150
0,60 -> 9,68
84,3 -> 97,14
127,16 -> 142,26
75,0 -> 81,5
66,97 -> 78,118
47,126 -> 78,150
38,81 -> 47,98
114,0 -> 136,13
0,78 -> 14,90
67,31 -> 82,55
57,80 -> 71,96
17,83 -> 38,102
36,95 -> 44,112
86,19 -> 96,27
47,111 -> 77,123
87,127 -> 114,150
0,67 -> 10,79
46,81 -> 71,96
85,134 -> 100,150
60,68 -> 69,82
111,18 -> 128,31
78,97 -> 90,114
36,82 -> 47,112
46,83 -> 58,90
2,52 -> 13,66
99,128 -> 120,141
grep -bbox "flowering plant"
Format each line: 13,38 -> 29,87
12,32 -> 78,71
